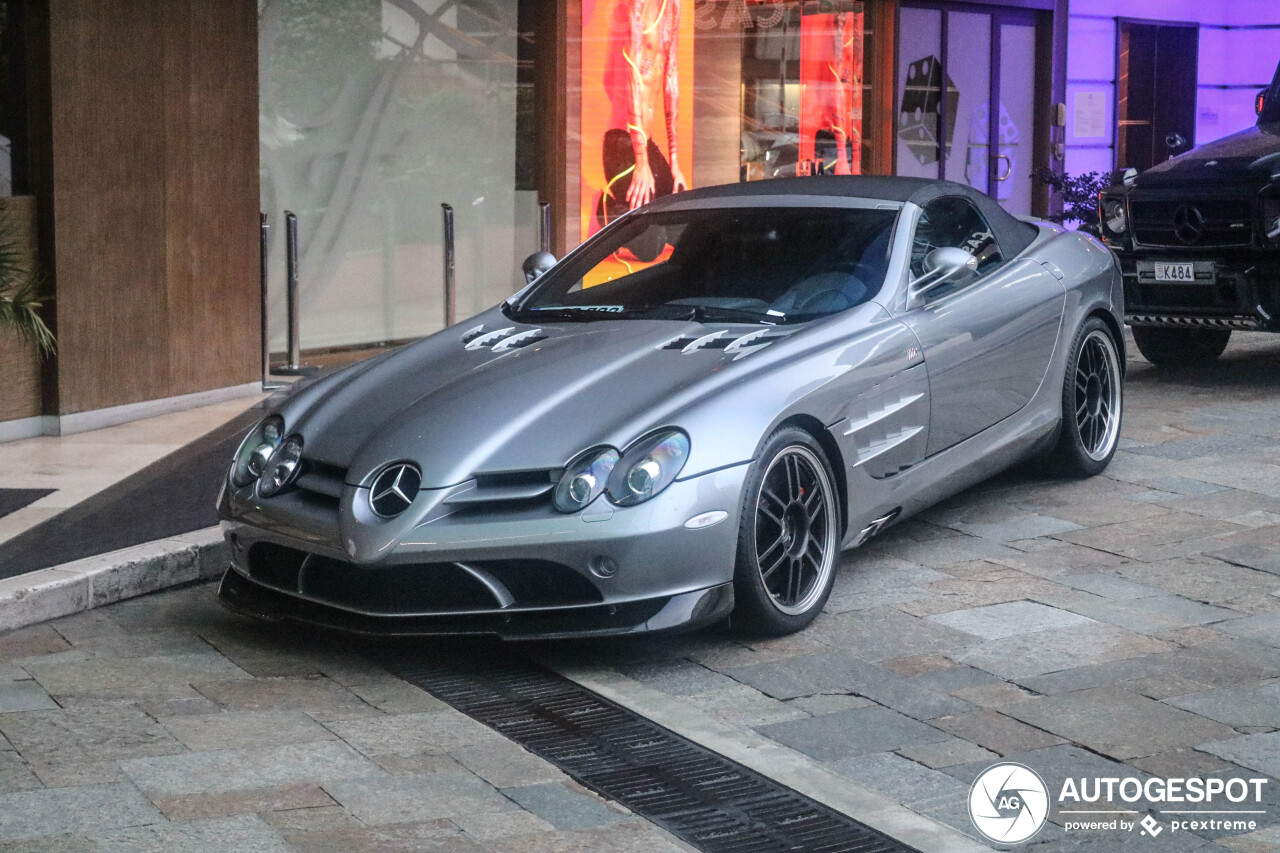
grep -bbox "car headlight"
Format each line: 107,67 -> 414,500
606,429 -> 690,507
1102,198 -> 1128,235
258,434 -> 304,497
553,447 -> 620,513
230,416 -> 284,488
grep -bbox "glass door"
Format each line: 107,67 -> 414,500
896,4 -> 1039,216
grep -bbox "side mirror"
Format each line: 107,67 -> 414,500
522,251 -> 557,284
1258,88 -> 1268,117
909,247 -> 978,300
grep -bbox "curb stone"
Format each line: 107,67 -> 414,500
0,526 -> 225,634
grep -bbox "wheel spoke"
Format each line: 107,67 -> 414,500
761,487 -> 787,513
761,550 -> 787,580
758,531 -> 786,562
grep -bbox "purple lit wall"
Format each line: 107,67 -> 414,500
1066,0 -> 1280,177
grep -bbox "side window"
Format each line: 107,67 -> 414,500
910,197 -> 1004,283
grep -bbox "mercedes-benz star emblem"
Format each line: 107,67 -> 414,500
1173,204 -> 1205,245
369,463 -> 422,518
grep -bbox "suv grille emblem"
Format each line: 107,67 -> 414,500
1173,204 -> 1205,245
369,463 -> 422,518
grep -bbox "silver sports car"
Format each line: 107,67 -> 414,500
218,176 -> 1124,638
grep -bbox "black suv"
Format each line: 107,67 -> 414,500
1100,62 -> 1280,367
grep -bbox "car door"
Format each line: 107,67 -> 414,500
900,196 -> 1065,456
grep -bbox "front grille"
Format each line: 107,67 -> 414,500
294,460 -> 347,505
1130,197 -> 1255,248
246,543 -> 601,614
445,469 -> 558,508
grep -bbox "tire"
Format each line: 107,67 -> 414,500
731,427 -> 840,636
1132,325 -> 1230,368
1048,317 -> 1123,477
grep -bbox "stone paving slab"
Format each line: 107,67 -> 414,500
0,782 -> 163,841
120,740 -> 385,799
90,813 -> 293,853
1002,686 -> 1239,760
158,709 -> 335,751
755,706 -> 950,761
928,600 -> 1096,639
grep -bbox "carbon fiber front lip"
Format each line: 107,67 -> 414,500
216,566 -> 734,639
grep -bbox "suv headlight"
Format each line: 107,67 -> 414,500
553,447 -> 620,513
606,429 -> 690,507
1102,197 -> 1128,235
230,416 -> 283,487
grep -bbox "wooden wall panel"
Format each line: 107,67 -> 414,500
0,196 -> 42,422
43,0 -> 258,415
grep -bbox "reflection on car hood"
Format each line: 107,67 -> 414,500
1134,122 -> 1280,188
286,312 -> 784,488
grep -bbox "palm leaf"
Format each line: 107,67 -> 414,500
0,205 -> 54,358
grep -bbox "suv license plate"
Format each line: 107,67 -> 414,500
1154,262 -> 1196,282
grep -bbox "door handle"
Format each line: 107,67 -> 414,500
994,154 -> 1013,182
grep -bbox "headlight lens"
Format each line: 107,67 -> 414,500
258,435 -> 304,497
1102,198 -> 1128,235
230,416 -> 284,487
553,447 -> 620,513
607,430 -> 690,507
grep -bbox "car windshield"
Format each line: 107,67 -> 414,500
509,206 -> 899,325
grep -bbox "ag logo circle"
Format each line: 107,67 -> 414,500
969,762 -> 1050,844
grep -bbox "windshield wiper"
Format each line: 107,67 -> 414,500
683,305 -> 781,325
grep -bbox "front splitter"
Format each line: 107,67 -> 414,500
216,566 -> 734,640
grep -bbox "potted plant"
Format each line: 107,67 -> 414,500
1031,168 -> 1119,237
0,205 -> 53,358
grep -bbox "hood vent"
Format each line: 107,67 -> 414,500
462,325 -> 547,352
660,328 -> 787,357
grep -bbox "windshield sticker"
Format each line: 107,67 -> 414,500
535,305 -> 625,313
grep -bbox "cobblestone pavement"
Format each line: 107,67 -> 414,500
1,331 -> 1279,851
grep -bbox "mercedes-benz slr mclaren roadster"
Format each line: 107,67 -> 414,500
218,176 -> 1124,638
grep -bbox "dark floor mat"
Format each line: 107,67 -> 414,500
0,403 -> 266,580
0,489 -> 55,520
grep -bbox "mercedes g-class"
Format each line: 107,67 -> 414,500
1099,61 -> 1280,367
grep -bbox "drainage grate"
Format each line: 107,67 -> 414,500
381,646 -> 920,853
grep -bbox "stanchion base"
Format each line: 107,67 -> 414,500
271,364 -> 320,377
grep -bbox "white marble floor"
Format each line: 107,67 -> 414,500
0,396 -> 267,546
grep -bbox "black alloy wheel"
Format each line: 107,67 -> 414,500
732,427 -> 839,635
1049,317 -> 1123,477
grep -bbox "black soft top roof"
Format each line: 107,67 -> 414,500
649,176 -> 1040,258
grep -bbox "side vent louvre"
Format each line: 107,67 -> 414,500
464,327 -> 548,352
491,328 -> 547,352
661,329 -> 789,356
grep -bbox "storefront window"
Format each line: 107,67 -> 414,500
578,1 -> 878,241
741,2 -> 868,181
260,0 -> 538,351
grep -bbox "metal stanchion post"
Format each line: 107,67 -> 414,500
260,214 -> 284,391
441,203 -> 456,328
538,202 -> 552,254
274,210 -> 317,376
